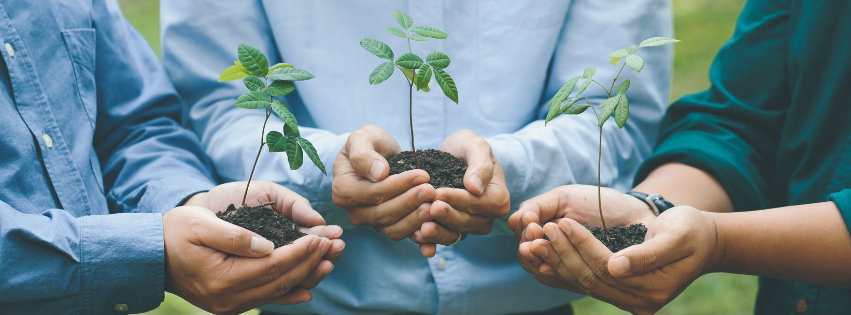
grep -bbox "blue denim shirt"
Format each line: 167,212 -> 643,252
162,1 -> 673,314
0,0 -> 216,314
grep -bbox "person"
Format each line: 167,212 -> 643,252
0,1 -> 344,314
162,0 -> 674,313
510,0 -> 851,314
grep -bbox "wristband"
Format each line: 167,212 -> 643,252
626,191 -> 674,216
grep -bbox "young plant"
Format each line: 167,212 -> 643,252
360,10 -> 459,168
545,37 -> 680,230
219,44 -> 326,206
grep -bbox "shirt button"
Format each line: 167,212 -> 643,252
437,255 -> 446,271
113,303 -> 129,312
4,42 -> 13,57
43,134 -> 53,148
796,299 -> 806,312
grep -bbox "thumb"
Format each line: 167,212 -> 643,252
460,140 -> 494,196
199,214 -> 275,257
607,231 -> 691,277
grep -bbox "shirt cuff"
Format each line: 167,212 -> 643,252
829,189 -> 851,234
80,213 -> 164,314
137,176 -> 216,214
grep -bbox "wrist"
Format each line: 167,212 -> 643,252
702,211 -> 728,274
181,191 -> 209,208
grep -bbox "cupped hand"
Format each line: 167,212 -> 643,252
163,206 -> 338,315
332,125 -> 436,241
522,206 -> 722,315
409,130 -> 510,257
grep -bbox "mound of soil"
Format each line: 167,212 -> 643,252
217,203 -> 306,248
388,149 -> 466,189
583,223 -> 648,253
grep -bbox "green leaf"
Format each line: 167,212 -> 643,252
639,37 -> 680,48
615,94 -> 629,128
582,67 -> 596,79
271,100 -> 299,135
369,62 -> 395,85
415,64 -> 432,91
597,96 -> 619,127
243,76 -> 264,92
268,80 -> 295,96
433,68 -> 458,104
607,49 -> 629,58
219,64 -> 249,81
409,34 -> 428,41
410,26 -> 448,39
560,97 -> 581,112
269,63 -> 294,72
283,122 -> 297,137
545,101 -> 562,126
266,131 -> 288,152
393,10 -> 413,29
385,27 -> 407,38
548,76 -> 581,109
627,45 -> 636,52
576,79 -> 592,96
237,44 -> 268,77
563,103 -> 590,115
297,137 -> 327,175
401,68 -> 415,81
625,55 -> 644,72
286,136 -> 304,170
360,38 -> 394,60
426,51 -> 450,69
616,79 -> 630,95
396,53 -> 424,69
267,68 -> 316,81
610,57 -> 622,67
235,91 -> 269,109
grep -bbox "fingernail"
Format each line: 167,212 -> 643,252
250,236 -> 274,255
537,246 -> 549,258
369,160 -> 383,181
544,226 -> 558,241
542,268 -> 556,276
523,212 -> 535,225
470,174 -> 483,193
413,175 -> 428,185
320,238 -> 332,255
562,221 -> 572,236
326,265 -> 334,275
611,256 -> 631,276
309,236 -> 321,251
432,208 -> 446,219
335,243 -> 346,252
418,189 -> 432,201
419,208 -> 431,220
524,228 -> 532,240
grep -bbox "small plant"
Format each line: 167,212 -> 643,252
545,37 -> 680,231
219,44 -> 326,207
360,10 -> 459,168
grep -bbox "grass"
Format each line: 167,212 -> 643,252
118,0 -> 755,314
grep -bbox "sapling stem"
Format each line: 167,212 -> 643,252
405,29 -> 420,168
242,95 -> 273,207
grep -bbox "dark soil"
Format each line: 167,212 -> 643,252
583,223 -> 648,253
217,203 -> 306,248
388,149 -> 466,189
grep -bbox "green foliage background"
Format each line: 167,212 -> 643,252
118,0 -> 754,314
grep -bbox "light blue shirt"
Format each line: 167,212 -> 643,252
162,1 -> 672,314
0,0 -> 217,313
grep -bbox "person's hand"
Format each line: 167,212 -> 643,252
332,125 -> 436,241
163,206 -> 338,315
408,130 -> 510,257
523,206 -> 723,315
184,180 -> 345,261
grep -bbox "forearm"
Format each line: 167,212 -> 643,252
708,202 -> 851,288
633,162 -> 733,213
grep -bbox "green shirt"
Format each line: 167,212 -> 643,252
635,0 -> 851,314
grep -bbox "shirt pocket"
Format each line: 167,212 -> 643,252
61,28 -> 97,130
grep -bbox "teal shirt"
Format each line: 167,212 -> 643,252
635,0 -> 851,314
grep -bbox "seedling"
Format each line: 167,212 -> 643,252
360,10 -> 459,168
545,37 -> 679,231
219,44 -> 326,207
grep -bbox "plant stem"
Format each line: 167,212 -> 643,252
404,31 -> 420,168
242,96 -> 273,207
598,125 -> 606,230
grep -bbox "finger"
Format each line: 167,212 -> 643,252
300,225 -> 344,239
460,139 -> 495,196
375,203 -> 433,241
247,237 -> 331,292
608,230 -> 692,278
192,208 -> 276,257
229,235 -> 324,284
324,239 -> 345,263
553,220 -> 614,280
254,182 -> 326,227
419,243 -> 436,258
420,221 -> 466,246
268,288 -> 313,305
409,229 -> 427,244
513,211 -> 541,242
333,168 -> 431,209
342,126 -> 401,182
510,189 -> 565,228
434,187 -> 508,217
428,200 -> 494,235
518,241 -> 545,272
347,183 -> 435,227
296,260 -> 334,290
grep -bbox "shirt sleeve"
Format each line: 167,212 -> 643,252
0,201 -> 165,314
830,190 -> 851,235
633,0 -> 790,212
487,0 -> 674,233
160,1 -> 347,223
92,0 -> 217,215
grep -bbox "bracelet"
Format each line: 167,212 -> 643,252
626,191 -> 674,216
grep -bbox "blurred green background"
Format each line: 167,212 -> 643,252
119,0 -> 754,314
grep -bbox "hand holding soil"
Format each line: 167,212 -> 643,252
332,125 -> 437,241
522,207 -> 720,315
162,206 -> 335,314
